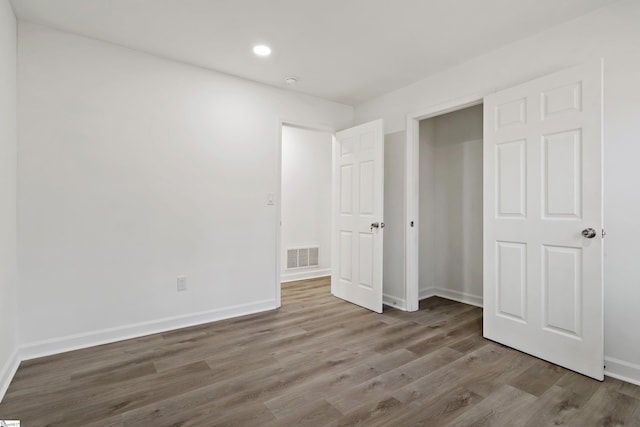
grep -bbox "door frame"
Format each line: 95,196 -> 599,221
276,119 -> 336,307
404,94 -> 485,311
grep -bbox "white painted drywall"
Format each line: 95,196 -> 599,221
280,126 -> 332,282
418,120 -> 436,297
17,22 -> 352,355
0,0 -> 18,400
355,0 -> 640,383
382,131 -> 405,307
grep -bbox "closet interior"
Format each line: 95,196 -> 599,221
418,104 -> 484,305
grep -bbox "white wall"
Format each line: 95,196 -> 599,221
280,126 -> 332,282
418,119 -> 436,298
382,131 -> 405,307
0,0 -> 18,400
421,105 -> 483,304
17,22 -> 352,357
355,0 -> 640,384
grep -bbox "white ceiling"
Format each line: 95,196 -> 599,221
11,0 -> 617,105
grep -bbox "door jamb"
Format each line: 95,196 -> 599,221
404,95 -> 484,311
276,119 -> 336,308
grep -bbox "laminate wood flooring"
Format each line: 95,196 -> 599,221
1,277 -> 639,426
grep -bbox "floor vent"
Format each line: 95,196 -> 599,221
287,247 -> 319,269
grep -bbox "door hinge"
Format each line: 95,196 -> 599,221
602,228 -> 607,238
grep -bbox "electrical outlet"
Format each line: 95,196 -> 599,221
177,276 -> 187,292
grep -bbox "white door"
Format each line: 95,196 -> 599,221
332,119 -> 384,313
483,62 -> 604,380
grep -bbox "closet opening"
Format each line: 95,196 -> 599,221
415,103 -> 484,308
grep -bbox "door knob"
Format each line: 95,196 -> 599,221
370,222 -> 385,231
582,228 -> 597,238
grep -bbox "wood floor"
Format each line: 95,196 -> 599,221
1,277 -> 640,426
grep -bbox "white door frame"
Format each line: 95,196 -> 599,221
404,95 -> 484,311
276,119 -> 336,307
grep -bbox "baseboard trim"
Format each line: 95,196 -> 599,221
0,348 -> 20,402
419,287 -> 437,300
419,287 -> 483,308
383,293 -> 407,311
20,299 -> 278,361
281,268 -> 331,283
434,288 -> 483,308
605,356 -> 640,386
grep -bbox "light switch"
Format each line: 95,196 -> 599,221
266,193 -> 275,205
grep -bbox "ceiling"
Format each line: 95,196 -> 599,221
11,0 -> 617,105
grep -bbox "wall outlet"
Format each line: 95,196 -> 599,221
177,276 -> 187,292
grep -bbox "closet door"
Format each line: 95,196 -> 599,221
332,120 -> 384,313
483,62 -> 604,380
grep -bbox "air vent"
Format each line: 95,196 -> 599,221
287,249 -> 298,269
298,248 -> 309,267
309,247 -> 319,266
286,247 -> 319,269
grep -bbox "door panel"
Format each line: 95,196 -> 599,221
543,130 -> 582,217
484,62 -> 603,380
496,241 -> 527,321
496,139 -> 527,217
332,120 -> 384,313
543,245 -> 582,336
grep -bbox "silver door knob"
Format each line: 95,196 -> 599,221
582,228 -> 597,238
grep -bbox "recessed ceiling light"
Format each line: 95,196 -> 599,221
253,45 -> 271,57
284,77 -> 298,86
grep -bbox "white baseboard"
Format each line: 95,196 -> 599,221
0,348 -> 20,403
281,268 -> 331,283
434,288 -> 483,307
419,287 -> 483,308
605,356 -> 640,386
383,293 -> 407,311
419,287 -> 437,300
20,299 -> 277,361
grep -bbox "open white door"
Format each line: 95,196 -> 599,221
484,62 -> 604,379
332,119 -> 384,313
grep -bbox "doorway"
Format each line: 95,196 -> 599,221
379,104 -> 483,311
276,119 -> 386,314
279,124 -> 333,286
417,104 -> 484,307
404,97 -> 484,311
